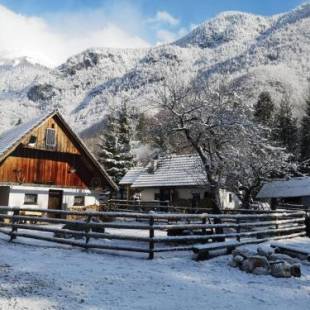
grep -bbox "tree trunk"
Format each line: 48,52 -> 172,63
209,185 -> 225,241
242,189 -> 253,209
242,181 -> 261,209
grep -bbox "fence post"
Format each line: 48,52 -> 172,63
202,216 -> 207,235
236,218 -> 240,242
84,214 -> 92,250
10,209 -> 20,241
275,215 -> 279,237
149,216 -> 154,259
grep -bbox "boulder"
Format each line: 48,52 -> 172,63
252,267 -> 270,276
290,263 -> 301,277
269,253 -> 300,265
241,256 -> 270,273
257,246 -> 274,259
270,261 -> 292,278
228,258 -> 238,268
232,248 -> 256,258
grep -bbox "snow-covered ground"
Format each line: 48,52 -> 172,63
0,235 -> 309,310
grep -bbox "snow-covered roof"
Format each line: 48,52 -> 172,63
119,167 -> 145,185
0,111 -> 53,159
256,177 -> 310,199
121,154 -> 207,188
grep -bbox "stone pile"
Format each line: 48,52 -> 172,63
229,246 -> 301,278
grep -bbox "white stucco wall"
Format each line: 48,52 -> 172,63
140,189 -> 158,201
7,185 -> 99,209
219,189 -> 240,209
138,187 -> 240,209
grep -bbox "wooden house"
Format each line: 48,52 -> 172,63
0,111 -> 117,212
119,154 -> 240,209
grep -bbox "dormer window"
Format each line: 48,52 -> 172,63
45,128 -> 56,148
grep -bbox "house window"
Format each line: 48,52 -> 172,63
73,196 -> 85,206
154,193 -> 160,201
229,193 -> 233,203
45,128 -> 56,147
28,135 -> 37,147
24,193 -> 38,205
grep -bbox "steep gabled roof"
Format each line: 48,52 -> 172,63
0,111 -> 54,161
0,110 -> 118,191
256,177 -> 310,199
120,154 -> 207,188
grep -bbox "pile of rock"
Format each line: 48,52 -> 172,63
229,246 -> 301,278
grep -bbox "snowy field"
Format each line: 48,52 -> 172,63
0,236 -> 310,310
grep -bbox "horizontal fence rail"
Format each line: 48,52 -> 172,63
0,206 -> 306,259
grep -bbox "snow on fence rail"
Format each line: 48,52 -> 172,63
0,206 -> 306,259
107,200 -> 306,214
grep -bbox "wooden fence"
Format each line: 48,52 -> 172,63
0,206 -> 306,259
278,203 -> 310,213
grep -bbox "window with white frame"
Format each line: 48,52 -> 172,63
24,193 -> 38,205
45,128 -> 56,147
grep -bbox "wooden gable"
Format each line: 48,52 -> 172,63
0,113 -> 117,190
24,115 -> 81,154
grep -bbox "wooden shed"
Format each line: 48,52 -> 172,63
0,111 -> 117,212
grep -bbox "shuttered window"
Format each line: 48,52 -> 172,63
45,128 -> 56,147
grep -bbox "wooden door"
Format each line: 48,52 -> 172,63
48,190 -> 63,218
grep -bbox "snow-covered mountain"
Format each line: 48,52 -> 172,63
0,3 -> 309,134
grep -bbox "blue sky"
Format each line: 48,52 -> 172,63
0,0 -> 307,66
0,0 -> 305,24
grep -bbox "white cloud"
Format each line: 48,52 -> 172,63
0,4 -> 150,67
156,27 -> 192,44
0,4 -> 194,67
156,30 -> 177,44
147,11 -> 179,26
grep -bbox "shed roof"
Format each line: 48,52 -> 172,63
256,177 -> 310,199
120,154 -> 207,188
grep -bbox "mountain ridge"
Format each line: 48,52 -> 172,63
0,3 -> 309,138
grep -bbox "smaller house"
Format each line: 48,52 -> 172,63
119,154 -> 240,209
256,177 -> 310,207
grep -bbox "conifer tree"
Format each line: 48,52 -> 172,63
273,98 -> 299,157
97,113 -> 122,183
300,93 -> 310,161
253,91 -> 274,126
136,113 -> 147,143
117,103 -> 134,177
97,105 -> 134,184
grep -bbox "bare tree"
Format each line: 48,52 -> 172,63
151,69 -> 294,212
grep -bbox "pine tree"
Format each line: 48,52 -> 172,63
300,93 -> 310,161
273,98 -> 299,157
136,113 -> 147,143
97,113 -> 122,183
117,104 -> 134,178
253,91 -> 274,126
97,106 -> 134,184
